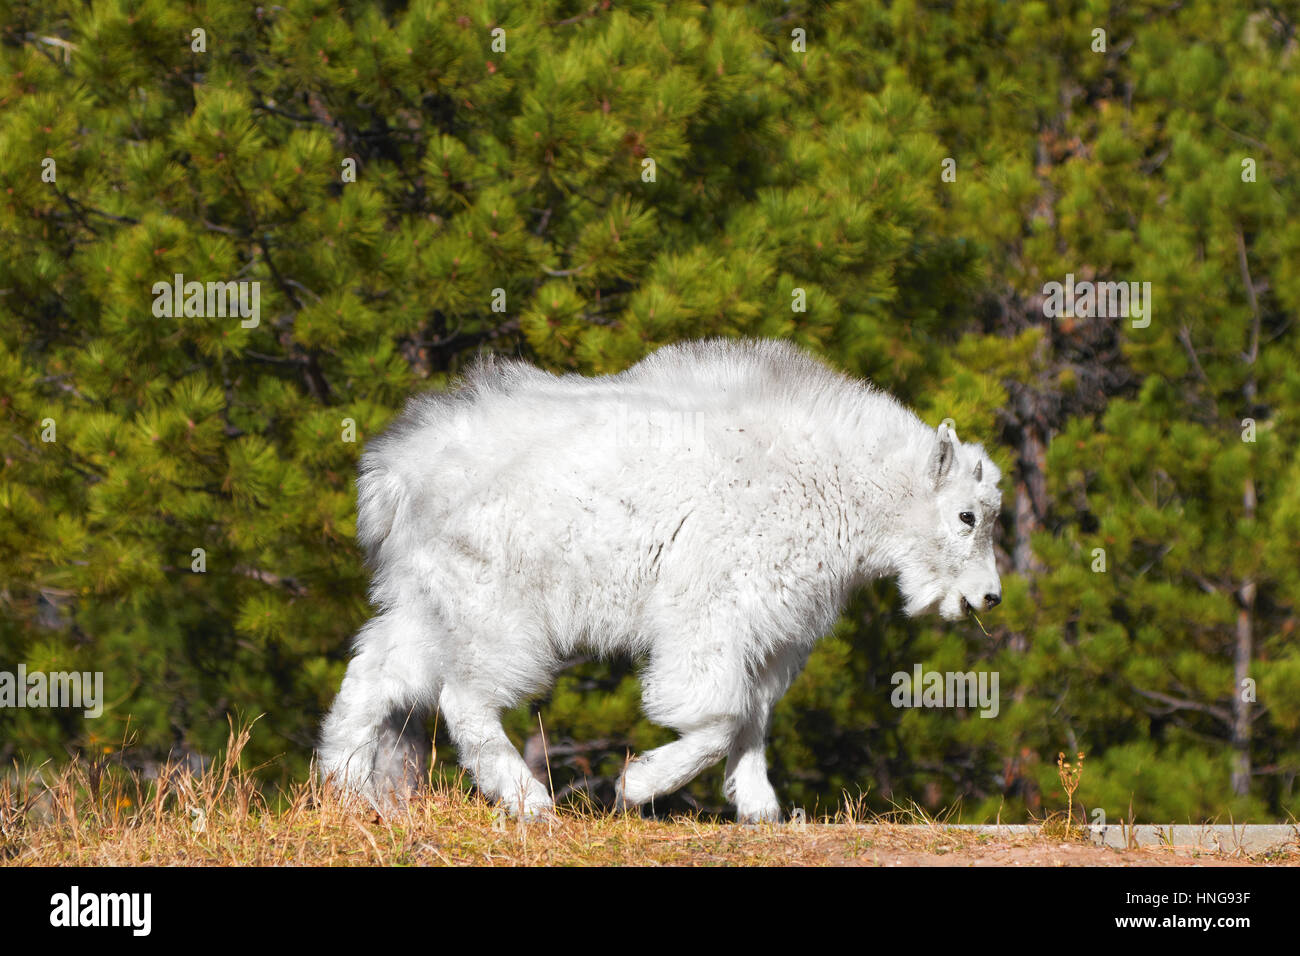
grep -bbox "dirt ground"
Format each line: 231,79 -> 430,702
6,734 -> 1295,866
802,831 -> 1293,867
596,823 -> 1300,867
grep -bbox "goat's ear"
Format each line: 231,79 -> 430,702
930,421 -> 958,489
974,459 -> 983,482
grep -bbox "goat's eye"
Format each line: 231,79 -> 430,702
959,511 -> 976,527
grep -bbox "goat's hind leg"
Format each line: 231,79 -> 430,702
318,607 -> 437,810
439,682 -> 554,820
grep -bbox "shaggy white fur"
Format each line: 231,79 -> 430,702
319,338 -> 1002,821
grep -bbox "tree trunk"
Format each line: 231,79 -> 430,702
1231,230 -> 1260,798
1230,484 -> 1256,797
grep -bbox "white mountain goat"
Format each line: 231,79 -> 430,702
319,338 -> 1003,821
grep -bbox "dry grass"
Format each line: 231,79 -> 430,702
2,725 -> 1295,867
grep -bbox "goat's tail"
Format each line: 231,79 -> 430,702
355,453 -> 409,565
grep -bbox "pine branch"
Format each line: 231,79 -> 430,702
1130,685 -> 1230,724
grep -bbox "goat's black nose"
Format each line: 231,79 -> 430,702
984,593 -> 1001,609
